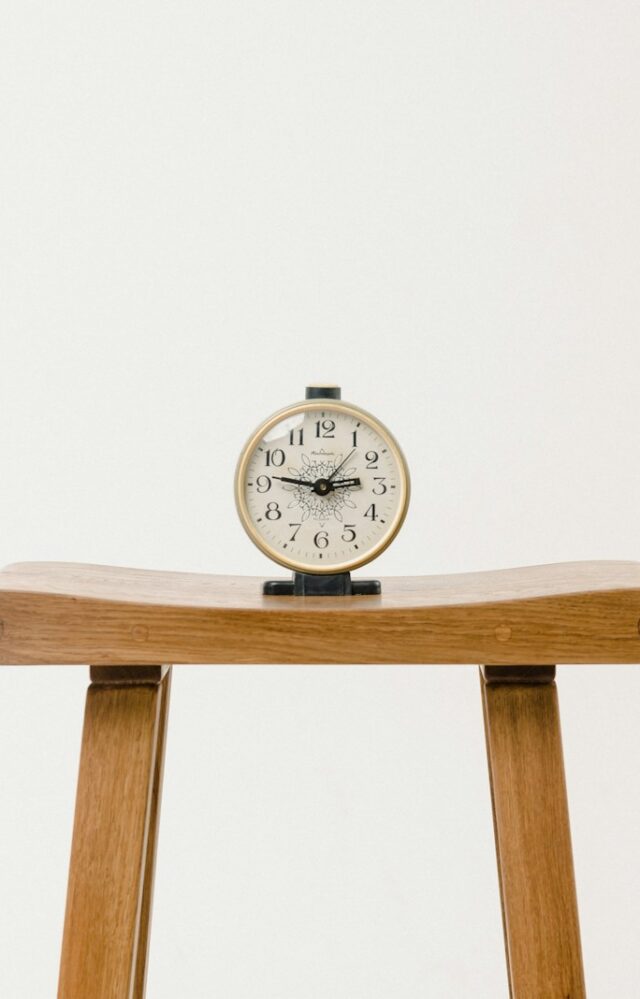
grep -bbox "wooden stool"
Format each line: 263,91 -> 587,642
3,559 -> 638,998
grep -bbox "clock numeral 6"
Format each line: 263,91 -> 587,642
256,475 -> 272,493
265,501 -> 282,520
341,525 -> 356,543
314,530 -> 329,549
265,448 -> 285,467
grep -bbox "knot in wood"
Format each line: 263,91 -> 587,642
495,624 -> 512,643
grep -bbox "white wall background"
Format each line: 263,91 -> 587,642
1,1 -> 640,995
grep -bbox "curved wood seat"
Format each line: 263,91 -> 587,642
1,559 -> 639,665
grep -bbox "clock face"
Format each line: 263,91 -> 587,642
235,399 -> 410,574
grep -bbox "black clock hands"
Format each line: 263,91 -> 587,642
328,448 -> 356,482
271,475 -> 314,487
272,474 -> 361,494
331,477 -> 361,489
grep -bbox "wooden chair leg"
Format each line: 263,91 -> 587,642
480,665 -> 586,999
58,665 -> 172,999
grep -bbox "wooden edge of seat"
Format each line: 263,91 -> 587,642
1,560 -> 640,665
1,559 -> 640,609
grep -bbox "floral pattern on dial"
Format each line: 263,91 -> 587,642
283,453 -> 358,523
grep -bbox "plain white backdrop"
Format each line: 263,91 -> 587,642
2,1 -> 640,995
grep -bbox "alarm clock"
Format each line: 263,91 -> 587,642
234,386 -> 410,595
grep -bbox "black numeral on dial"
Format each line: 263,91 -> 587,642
372,477 -> 387,495
341,525 -> 356,542
256,475 -> 271,493
365,451 -> 379,468
314,530 -> 329,548
364,504 -> 378,521
315,419 -> 335,438
265,501 -> 282,520
265,449 -> 285,467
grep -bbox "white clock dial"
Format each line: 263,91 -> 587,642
235,399 -> 410,574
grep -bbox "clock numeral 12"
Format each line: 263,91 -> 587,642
315,419 -> 335,438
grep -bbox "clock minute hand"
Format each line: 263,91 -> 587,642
272,475 -> 315,488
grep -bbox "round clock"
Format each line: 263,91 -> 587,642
234,386 -> 410,575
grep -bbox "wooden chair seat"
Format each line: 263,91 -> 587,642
4,558 -> 636,997
1,558 -> 639,665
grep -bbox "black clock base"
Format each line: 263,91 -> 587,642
262,572 -> 381,597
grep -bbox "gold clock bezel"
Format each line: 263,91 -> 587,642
234,398 -> 410,575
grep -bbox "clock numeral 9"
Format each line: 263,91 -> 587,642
256,475 -> 271,493
365,451 -> 379,468
265,449 -> 285,467
341,525 -> 356,543
315,419 -> 335,438
265,501 -> 281,520
314,530 -> 329,549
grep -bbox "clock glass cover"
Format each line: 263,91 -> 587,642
235,396 -> 410,574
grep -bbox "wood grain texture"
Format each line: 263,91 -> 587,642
1,560 -> 640,664
481,668 -> 586,999
133,667 -> 171,998
58,667 -> 171,999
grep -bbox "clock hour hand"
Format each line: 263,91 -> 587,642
331,477 -> 361,489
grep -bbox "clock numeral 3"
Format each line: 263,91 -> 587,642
372,477 -> 387,495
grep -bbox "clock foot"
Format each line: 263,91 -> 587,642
262,572 -> 381,596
